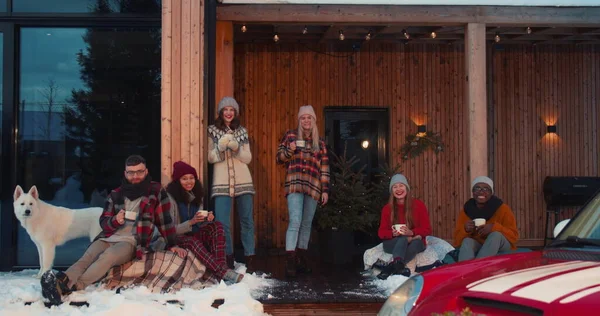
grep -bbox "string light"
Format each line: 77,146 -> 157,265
430,31 -> 437,39
241,24 -> 247,33
402,29 -> 410,40
526,27 -> 532,34
339,30 -> 345,41
365,31 -> 372,41
494,33 -> 501,43
302,26 -> 308,35
273,33 -> 279,42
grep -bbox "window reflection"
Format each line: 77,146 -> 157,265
17,27 -> 161,267
14,0 -> 160,14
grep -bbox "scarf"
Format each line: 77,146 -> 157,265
464,195 -> 503,221
120,175 -> 152,201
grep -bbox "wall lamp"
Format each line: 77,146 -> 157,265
417,125 -> 427,133
547,125 -> 557,133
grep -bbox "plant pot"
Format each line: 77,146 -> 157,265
319,228 -> 355,265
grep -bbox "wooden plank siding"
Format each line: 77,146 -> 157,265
161,0 -> 206,185
234,42 -> 470,248
233,42 -> 600,249
490,44 -> 600,244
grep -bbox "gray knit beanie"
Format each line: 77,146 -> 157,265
389,174 -> 410,193
471,176 -> 494,194
217,96 -> 240,114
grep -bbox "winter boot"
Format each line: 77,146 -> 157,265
223,269 -> 244,283
41,270 -> 73,306
296,248 -> 312,274
392,260 -> 412,277
245,255 -> 257,274
226,254 -> 235,269
286,252 -> 297,278
376,262 -> 395,280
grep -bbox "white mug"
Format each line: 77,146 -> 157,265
125,211 -> 137,221
473,218 -> 486,227
392,224 -> 407,232
196,210 -> 209,217
296,140 -> 306,148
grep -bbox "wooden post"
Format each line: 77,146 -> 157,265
216,21 -> 235,106
465,23 -> 488,182
161,0 -> 206,185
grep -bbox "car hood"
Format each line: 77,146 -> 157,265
414,249 -> 600,316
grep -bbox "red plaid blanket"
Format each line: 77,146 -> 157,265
103,250 -> 219,293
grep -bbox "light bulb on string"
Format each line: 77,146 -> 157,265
526,27 -> 532,34
402,29 -> 410,39
430,31 -> 437,39
273,33 -> 279,42
365,31 -> 372,41
339,30 -> 345,41
302,26 -> 308,35
494,33 -> 501,43
241,24 -> 247,33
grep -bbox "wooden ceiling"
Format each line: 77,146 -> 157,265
234,24 -> 600,45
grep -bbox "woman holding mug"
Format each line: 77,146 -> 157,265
208,97 -> 257,273
276,105 -> 330,277
166,160 -> 243,283
377,174 -> 431,280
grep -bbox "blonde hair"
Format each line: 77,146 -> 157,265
297,116 -> 320,153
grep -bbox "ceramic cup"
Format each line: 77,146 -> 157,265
296,140 -> 306,148
473,218 -> 486,227
197,210 -> 209,217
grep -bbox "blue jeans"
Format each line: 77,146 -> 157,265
286,193 -> 318,251
214,194 -> 255,256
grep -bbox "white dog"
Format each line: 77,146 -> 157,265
13,185 -> 103,278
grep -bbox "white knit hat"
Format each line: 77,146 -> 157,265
471,176 -> 494,194
217,96 -> 240,114
298,105 -> 317,121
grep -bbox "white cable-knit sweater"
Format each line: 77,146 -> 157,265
207,125 -> 255,198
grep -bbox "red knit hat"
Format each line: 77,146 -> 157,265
172,161 -> 198,181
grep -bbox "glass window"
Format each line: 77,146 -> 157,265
17,27 -> 161,267
13,0 -> 160,14
0,0 -> 6,12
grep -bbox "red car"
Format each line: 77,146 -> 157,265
378,192 -> 600,316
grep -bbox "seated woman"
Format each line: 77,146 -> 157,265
453,176 -> 519,262
377,174 -> 432,280
166,161 -> 243,283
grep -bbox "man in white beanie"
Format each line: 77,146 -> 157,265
453,176 -> 519,261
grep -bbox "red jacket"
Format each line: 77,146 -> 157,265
378,199 -> 432,242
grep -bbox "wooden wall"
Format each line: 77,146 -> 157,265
161,0 -> 206,184
490,44 -> 600,244
233,42 -> 600,249
234,42 -> 470,248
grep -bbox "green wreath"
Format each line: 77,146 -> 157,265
400,130 -> 444,160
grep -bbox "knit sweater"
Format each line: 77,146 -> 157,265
207,125 -> 255,198
453,203 -> 519,250
378,199 -> 432,243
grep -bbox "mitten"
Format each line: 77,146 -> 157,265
228,139 -> 239,151
218,136 -> 229,152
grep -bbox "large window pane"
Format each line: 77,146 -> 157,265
0,0 -> 5,12
17,27 -> 161,267
14,0 -> 160,14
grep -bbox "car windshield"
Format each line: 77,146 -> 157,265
551,191 -> 600,246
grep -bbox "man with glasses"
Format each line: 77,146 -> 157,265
453,176 -> 519,262
41,155 -> 185,305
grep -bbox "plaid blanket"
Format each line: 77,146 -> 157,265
103,250 -> 219,293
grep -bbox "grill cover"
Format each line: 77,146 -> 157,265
543,176 -> 600,208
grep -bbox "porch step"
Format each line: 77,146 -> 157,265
262,302 -> 382,315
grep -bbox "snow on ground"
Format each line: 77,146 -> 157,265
0,264 -> 408,315
0,267 -> 278,316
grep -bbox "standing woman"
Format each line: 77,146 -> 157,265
276,105 -> 330,277
377,174 -> 432,280
208,97 -> 257,273
166,161 -> 243,283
